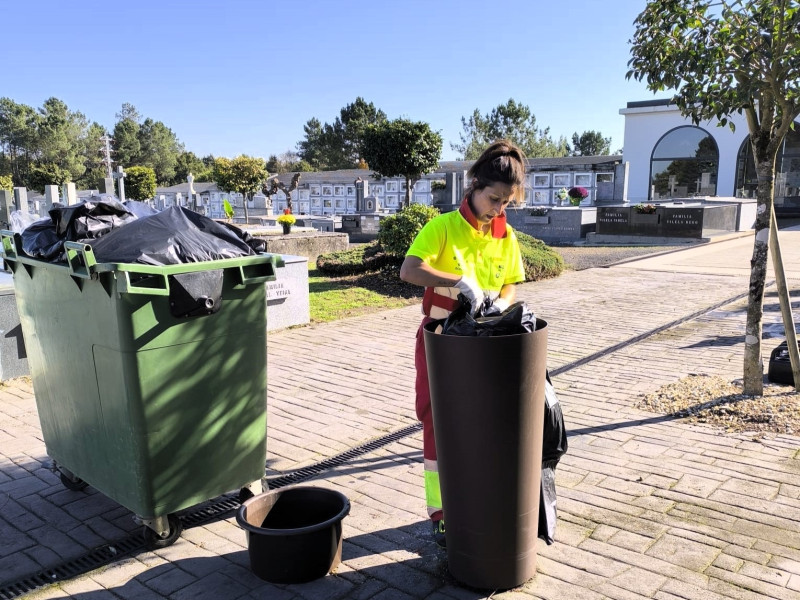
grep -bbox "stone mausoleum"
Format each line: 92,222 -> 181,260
621,98 -> 800,215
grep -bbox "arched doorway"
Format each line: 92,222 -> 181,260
735,125 -> 800,214
649,126 -> 719,200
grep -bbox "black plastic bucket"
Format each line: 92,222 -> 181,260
236,486 -> 350,583
424,319 -> 548,590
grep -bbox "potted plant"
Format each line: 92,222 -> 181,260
568,186 -> 589,206
631,203 -> 660,233
633,203 -> 657,214
223,198 -> 235,223
277,210 -> 296,234
526,205 -> 550,224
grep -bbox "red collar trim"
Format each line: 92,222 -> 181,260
459,197 -> 507,239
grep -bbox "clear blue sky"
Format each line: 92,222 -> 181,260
5,0 -> 665,162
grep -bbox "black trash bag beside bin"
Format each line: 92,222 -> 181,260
439,296 -> 567,544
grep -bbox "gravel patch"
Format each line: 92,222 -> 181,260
636,374 -> 800,436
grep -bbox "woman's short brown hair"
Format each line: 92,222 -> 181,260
467,140 -> 528,201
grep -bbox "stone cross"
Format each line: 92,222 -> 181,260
188,173 -> 197,211
113,166 -> 126,202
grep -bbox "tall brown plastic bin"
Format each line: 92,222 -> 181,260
423,319 -> 547,590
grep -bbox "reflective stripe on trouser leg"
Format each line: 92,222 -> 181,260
415,317 -> 442,520
424,459 -> 442,516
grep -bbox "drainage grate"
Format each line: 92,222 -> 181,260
0,536 -> 143,600
0,421 -> 422,600
268,422 -> 422,489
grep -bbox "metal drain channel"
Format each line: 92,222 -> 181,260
0,422 -> 422,600
0,287 -> 757,599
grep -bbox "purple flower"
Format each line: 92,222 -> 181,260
568,186 -> 588,199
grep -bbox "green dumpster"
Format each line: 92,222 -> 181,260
1,231 -> 283,547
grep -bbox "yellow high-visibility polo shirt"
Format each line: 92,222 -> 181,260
407,210 -> 525,317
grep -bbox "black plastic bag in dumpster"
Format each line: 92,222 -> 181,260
88,205 -> 260,265
440,297 -> 538,336
218,221 -> 267,254
20,217 -> 64,260
123,200 -> 160,219
49,195 -> 136,240
539,370 -> 568,545
20,196 -> 137,261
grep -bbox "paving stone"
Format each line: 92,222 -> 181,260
671,474 -> 724,498
610,566 -> 669,597
608,529 -> 657,554
712,553 -> 744,572
170,572 -> 250,600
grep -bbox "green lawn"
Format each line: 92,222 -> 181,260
308,269 -> 420,323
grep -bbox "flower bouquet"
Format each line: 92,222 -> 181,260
277,211 -> 296,233
529,206 -> 550,216
556,187 -> 569,204
568,186 -> 588,206
634,203 -> 656,214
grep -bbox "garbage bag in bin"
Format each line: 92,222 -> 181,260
423,305 -> 548,590
540,371 -> 568,545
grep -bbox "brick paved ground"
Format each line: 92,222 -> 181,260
1,230 -> 799,599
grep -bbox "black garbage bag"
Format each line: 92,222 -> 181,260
539,370 -> 568,545
123,200 -> 160,219
218,221 -> 268,254
19,217 -> 64,260
440,296 -> 538,336
49,195 -> 136,240
87,205 -> 260,265
19,196 -> 137,261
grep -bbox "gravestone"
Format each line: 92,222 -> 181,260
102,177 -> 116,195
661,207 -> 703,238
0,190 -> 14,227
44,185 -> 59,212
13,187 -> 28,213
596,207 -> 630,235
62,182 -> 78,206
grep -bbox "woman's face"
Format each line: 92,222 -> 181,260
470,181 -> 516,229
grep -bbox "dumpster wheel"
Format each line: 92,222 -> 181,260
143,514 -> 183,549
59,471 -> 89,491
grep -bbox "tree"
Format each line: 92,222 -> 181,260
137,118 -> 183,184
452,99 -> 569,160
212,155 -> 267,224
125,166 -> 157,201
173,151 -> 213,185
0,173 -> 12,191
570,130 -> 612,156
361,118 -> 443,207
266,150 -> 314,174
112,103 -> 141,167
35,98 -> 89,184
77,122 -> 109,191
0,98 -> 40,186
297,97 -> 387,170
627,0 -> 800,395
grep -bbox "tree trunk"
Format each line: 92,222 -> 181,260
243,193 -> 250,224
405,177 -> 413,208
742,147 -> 778,395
